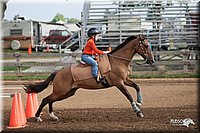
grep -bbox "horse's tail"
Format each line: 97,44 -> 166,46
23,71 -> 57,93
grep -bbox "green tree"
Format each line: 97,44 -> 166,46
66,18 -> 80,23
51,13 -> 66,22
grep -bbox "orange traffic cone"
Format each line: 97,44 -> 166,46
32,93 -> 39,113
25,93 -> 35,119
28,46 -> 32,54
17,93 -> 27,126
8,93 -> 24,129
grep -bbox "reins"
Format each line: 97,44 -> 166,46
108,54 -> 147,66
108,54 -> 130,62
108,38 -> 148,66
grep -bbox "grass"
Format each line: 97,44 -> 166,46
2,72 -> 199,81
3,74 -> 50,81
3,48 -> 44,53
130,73 -> 200,79
3,49 -> 31,54
2,66 -> 30,71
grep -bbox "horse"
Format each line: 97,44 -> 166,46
182,118 -> 195,127
24,34 -> 154,122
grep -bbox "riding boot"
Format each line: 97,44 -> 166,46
95,75 -> 103,84
95,76 -> 110,87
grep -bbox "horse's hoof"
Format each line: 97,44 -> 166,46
137,112 -> 144,118
51,117 -> 59,122
36,117 -> 43,122
136,102 -> 142,109
49,112 -> 59,121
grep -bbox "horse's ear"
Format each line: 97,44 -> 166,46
139,34 -> 144,40
138,34 -> 142,39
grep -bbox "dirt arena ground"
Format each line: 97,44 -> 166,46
1,78 -> 199,133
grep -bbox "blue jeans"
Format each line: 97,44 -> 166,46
81,54 -> 98,77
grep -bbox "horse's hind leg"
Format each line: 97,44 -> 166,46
48,102 -> 58,121
35,93 -> 60,122
35,96 -> 49,122
48,88 -> 79,121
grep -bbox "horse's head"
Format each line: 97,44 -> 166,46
136,34 -> 154,65
183,118 -> 195,127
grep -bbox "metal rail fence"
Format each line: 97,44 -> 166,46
3,50 -> 199,74
81,0 -> 199,52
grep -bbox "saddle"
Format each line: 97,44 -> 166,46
71,55 -> 111,82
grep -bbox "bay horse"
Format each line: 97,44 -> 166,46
24,34 -> 154,122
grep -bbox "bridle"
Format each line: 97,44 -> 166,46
108,35 -> 150,65
138,37 -> 150,62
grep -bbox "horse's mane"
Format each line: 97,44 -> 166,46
109,35 -> 137,54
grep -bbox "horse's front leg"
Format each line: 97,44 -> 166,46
116,82 -> 144,118
124,77 -> 143,107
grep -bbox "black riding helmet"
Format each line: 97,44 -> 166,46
87,28 -> 101,37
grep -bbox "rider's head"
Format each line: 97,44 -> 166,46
87,28 -> 101,41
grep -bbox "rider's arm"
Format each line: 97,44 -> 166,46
89,40 -> 104,55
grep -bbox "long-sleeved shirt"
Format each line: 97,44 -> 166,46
83,38 -> 104,55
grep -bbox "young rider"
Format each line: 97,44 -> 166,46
81,28 -> 110,83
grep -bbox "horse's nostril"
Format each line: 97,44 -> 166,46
151,60 -> 154,63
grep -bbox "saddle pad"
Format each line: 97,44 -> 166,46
71,55 -> 111,81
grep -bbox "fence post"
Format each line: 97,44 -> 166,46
13,52 -> 22,75
182,50 -> 189,73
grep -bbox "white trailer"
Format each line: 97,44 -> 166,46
2,19 -> 41,49
2,19 -> 69,50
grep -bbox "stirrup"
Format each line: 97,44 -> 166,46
101,76 -> 110,87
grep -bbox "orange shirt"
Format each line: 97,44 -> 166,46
83,38 -> 104,55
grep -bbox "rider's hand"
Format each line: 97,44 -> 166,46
107,46 -> 111,52
103,51 -> 110,54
